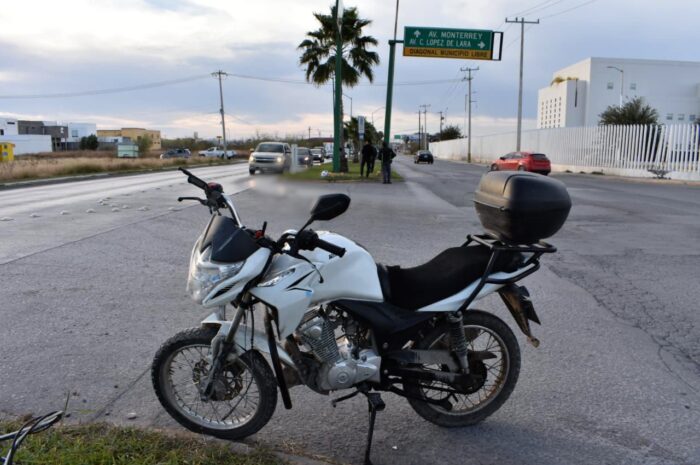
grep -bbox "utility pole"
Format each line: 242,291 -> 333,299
420,104 -> 430,149
438,110 -> 446,141
417,110 -> 422,152
308,126 -> 312,140
461,66 -> 479,163
212,70 -> 229,151
505,17 -> 539,151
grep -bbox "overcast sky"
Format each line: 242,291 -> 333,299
0,0 -> 698,140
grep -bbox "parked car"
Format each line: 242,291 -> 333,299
199,147 -> 237,159
160,148 -> 191,159
310,148 -> 325,164
414,150 -> 434,164
248,142 -> 291,175
296,147 -> 313,167
491,152 -> 551,175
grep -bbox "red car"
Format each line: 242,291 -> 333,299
491,151 -> 551,175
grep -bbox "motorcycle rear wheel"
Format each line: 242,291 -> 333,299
404,310 -> 520,427
151,327 -> 277,439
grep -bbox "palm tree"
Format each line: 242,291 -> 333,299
298,5 -> 379,170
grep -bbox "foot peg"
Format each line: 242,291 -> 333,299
331,389 -> 360,408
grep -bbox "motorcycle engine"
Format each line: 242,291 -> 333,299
297,312 -> 380,391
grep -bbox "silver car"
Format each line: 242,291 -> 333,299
249,142 -> 291,175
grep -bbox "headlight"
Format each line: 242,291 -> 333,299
249,155 -> 254,162
276,156 -> 283,163
187,246 -> 244,303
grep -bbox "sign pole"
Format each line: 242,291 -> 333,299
383,0 -> 400,145
383,41 -> 399,145
333,0 -> 344,172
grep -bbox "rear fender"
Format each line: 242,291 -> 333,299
200,312 -> 295,367
498,284 -> 541,347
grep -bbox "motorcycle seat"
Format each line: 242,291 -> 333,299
376,246 -> 522,311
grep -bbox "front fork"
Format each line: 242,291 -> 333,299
199,305 -> 245,401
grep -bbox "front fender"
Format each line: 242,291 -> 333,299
201,312 -> 295,367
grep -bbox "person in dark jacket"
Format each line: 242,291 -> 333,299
377,141 -> 396,184
360,139 -> 377,177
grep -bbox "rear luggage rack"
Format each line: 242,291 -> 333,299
457,234 -> 557,311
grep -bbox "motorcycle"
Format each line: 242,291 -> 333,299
152,167 -> 571,464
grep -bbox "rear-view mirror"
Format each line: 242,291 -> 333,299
499,156 -> 506,160
310,194 -> 350,222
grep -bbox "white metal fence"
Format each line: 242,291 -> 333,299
429,124 -> 700,181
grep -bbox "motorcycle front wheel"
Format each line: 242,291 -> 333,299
151,327 -> 277,439
404,310 -> 521,427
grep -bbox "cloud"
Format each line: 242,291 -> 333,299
0,0 -> 696,140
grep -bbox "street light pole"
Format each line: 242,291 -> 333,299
343,94 -> 353,119
371,106 -> 385,125
607,66 -> 624,108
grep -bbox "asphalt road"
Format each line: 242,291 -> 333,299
1,158 -> 698,465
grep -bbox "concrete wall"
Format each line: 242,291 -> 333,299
0,135 -> 53,155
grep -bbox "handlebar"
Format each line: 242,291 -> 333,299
179,167 -> 208,191
293,229 -> 346,257
313,237 -> 346,257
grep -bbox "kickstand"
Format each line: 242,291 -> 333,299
363,392 -> 385,465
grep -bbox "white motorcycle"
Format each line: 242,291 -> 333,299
152,167 -> 571,464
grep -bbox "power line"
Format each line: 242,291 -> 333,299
0,74 -> 211,99
541,0 -> 598,19
510,0 -> 567,16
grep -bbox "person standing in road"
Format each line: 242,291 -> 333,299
377,141 -> 396,184
360,139 -> 377,178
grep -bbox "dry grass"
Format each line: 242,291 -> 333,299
0,156 -> 234,183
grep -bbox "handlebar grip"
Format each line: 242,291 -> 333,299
179,167 -> 208,190
314,238 -> 346,257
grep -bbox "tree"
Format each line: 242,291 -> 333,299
599,97 -> 659,125
137,135 -> 153,155
343,116 -> 380,148
439,125 -> 462,141
298,5 -> 379,170
78,134 -> 99,150
550,75 -> 577,86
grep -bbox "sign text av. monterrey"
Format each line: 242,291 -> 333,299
403,26 -> 502,61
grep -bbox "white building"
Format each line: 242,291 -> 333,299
0,117 -> 19,136
67,122 -> 97,144
0,117 -> 52,154
537,57 -> 700,128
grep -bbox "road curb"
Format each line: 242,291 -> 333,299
0,161 -> 245,191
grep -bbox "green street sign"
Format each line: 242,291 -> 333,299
403,26 -> 495,60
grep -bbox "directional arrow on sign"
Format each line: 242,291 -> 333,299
478,41 -> 486,49
414,30 -> 421,37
